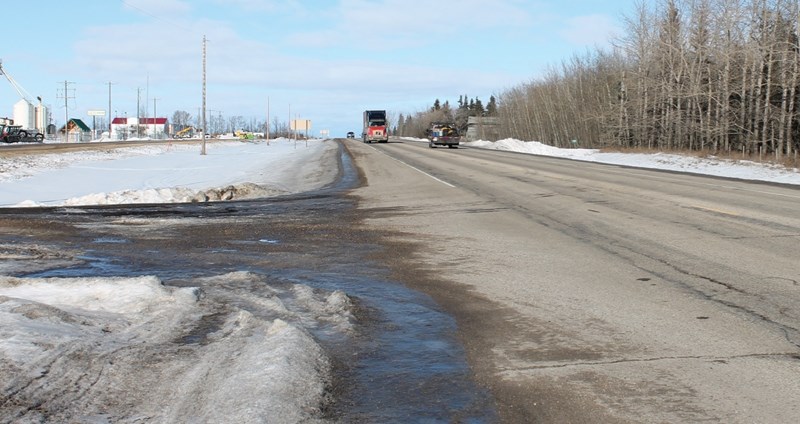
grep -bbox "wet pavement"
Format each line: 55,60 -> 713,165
0,146 -> 497,422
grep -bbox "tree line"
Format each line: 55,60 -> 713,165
171,110 -> 293,137
496,0 -> 799,161
395,95 -> 498,137
395,0 -> 798,163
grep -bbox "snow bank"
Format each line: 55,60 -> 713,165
0,275 -> 200,361
462,138 -> 800,185
0,272 -> 354,422
466,138 -> 598,160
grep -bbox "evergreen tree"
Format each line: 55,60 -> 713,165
397,113 -> 405,135
487,96 -> 498,116
442,101 -> 454,122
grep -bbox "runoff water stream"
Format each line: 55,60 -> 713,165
7,145 -> 497,422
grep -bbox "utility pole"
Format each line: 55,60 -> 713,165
266,95 -> 270,143
57,81 -> 75,142
201,35 -> 207,155
136,87 -> 143,138
107,81 -> 114,134
153,97 -> 160,139
145,73 -> 149,133
63,81 -> 69,141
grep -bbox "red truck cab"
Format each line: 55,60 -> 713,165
362,110 -> 389,143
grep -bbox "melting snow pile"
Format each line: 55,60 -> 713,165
0,272 -> 354,422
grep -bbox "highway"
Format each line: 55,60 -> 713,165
345,138 -> 800,423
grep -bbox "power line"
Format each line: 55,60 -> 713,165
56,81 -> 75,142
120,0 -> 195,33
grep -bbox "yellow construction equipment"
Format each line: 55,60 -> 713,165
173,127 -> 195,139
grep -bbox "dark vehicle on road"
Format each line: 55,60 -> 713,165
346,131 -> 355,138
426,122 -> 460,148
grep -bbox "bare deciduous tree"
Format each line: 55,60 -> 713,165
491,0 -> 799,164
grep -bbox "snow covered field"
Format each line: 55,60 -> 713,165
2,136 -> 799,421
0,138 -> 338,207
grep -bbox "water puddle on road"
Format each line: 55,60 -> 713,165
281,270 -> 497,422
24,252 -> 131,278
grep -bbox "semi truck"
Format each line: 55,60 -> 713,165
362,110 -> 388,143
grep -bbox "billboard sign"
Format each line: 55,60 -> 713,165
290,119 -> 311,131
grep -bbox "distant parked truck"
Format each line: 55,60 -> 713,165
362,110 -> 388,143
0,123 -> 44,143
426,122 -> 460,148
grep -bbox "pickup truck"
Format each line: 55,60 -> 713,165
426,123 -> 460,148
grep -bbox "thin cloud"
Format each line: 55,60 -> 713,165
122,0 -> 192,16
288,0 -> 534,49
208,0 -> 301,13
559,14 -> 620,48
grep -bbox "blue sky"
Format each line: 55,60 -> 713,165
1,0 -> 633,136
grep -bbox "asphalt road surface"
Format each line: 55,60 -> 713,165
344,138 -> 800,423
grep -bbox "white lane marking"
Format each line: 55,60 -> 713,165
365,144 -> 456,188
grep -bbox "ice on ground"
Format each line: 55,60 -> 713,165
0,272 -> 354,422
